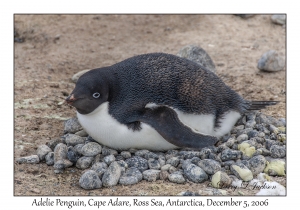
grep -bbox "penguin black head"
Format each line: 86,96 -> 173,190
66,69 -> 110,115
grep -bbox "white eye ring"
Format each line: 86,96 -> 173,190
93,92 -> 100,98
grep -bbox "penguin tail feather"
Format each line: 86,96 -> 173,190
247,101 -> 279,110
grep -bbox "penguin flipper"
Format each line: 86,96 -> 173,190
139,106 -> 219,149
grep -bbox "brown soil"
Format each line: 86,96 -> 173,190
14,14 -> 286,196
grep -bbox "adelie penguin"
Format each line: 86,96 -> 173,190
66,53 -> 277,151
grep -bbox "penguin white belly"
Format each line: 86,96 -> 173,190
77,102 -> 241,151
77,102 -> 178,151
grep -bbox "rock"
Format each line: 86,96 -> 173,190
134,149 -> 149,158
198,188 -> 226,196
16,155 -> 39,164
165,150 -> 179,159
120,151 -> 131,159
177,45 -> 216,73
158,156 -> 166,167
46,138 -> 62,151
248,130 -> 259,139
73,144 -> 84,155
36,145 -> 52,161
67,146 -> 81,163
168,166 -> 177,174
198,159 -> 221,175
144,152 -> 159,160
76,156 -> 94,169
211,171 -> 232,189
72,69 -> 91,83
103,155 -> 116,165
102,161 -> 122,187
269,124 -> 279,135
225,138 -> 236,148
178,151 -> 200,159
271,14 -> 286,25
168,172 -> 186,184
54,159 -> 73,170
230,163 -> 253,181
101,146 -> 118,156
249,155 -> 267,176
191,157 -> 201,165
178,191 -> 200,196
64,118 -> 82,134
199,148 -> 212,159
80,142 -> 102,157
161,164 -> 172,171
148,158 -> 161,170
238,142 -> 256,158
125,156 -> 148,172
119,167 -> 143,185
264,159 -> 285,176
166,157 -> 180,167
64,134 -> 85,146
183,163 -> 208,183
270,145 -> 286,158
90,162 -> 108,178
221,149 -> 242,161
116,160 -> 128,168
257,50 -> 285,72
142,169 -> 160,181
79,170 -> 102,190
236,134 -> 248,143
245,120 -> 256,128
45,152 -> 54,165
236,128 -> 253,137
54,143 -> 68,162
74,130 -> 88,137
231,125 -> 245,134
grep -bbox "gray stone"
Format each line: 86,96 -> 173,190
79,170 -> 102,190
168,172 -> 186,184
225,138 -> 236,148
16,155 -> 39,164
65,134 -> 85,146
76,156 -> 94,169
102,161 -> 122,187
67,146 -> 81,163
230,163 -> 253,181
125,156 -> 148,172
119,167 -> 142,185
101,146 -> 118,156
134,149 -> 149,158
165,150 -> 179,159
271,14 -> 286,25
211,171 -> 232,189
270,145 -> 286,158
198,159 -> 221,175
90,162 -> 108,178
245,120 -> 256,128
221,149 -> 242,161
160,171 -> 169,180
265,139 -> 278,150
120,151 -> 131,159
166,157 -> 180,167
257,50 -> 285,72
74,144 -> 84,155
177,45 -> 216,73
248,130 -> 259,139
199,148 -> 212,159
74,130 -> 88,137
54,143 -> 68,162
182,163 -> 208,183
80,142 -> 102,157
161,164 -> 172,171
158,156 -> 166,167
249,155 -> 267,176
46,138 -> 62,151
54,159 -> 73,170
236,128 -> 253,137
148,158 -> 161,170
116,160 -> 128,168
168,166 -> 177,174
45,152 -> 54,165
191,157 -> 201,165
64,118 -> 82,134
37,145 -> 52,161
103,155 -> 116,165
178,151 -> 200,159
236,134 -> 248,143
144,152 -> 159,160
142,169 -> 160,181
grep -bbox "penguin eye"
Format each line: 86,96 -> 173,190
92,92 -> 100,98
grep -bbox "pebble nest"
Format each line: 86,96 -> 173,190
16,111 -> 286,192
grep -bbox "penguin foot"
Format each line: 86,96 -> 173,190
127,121 -> 142,131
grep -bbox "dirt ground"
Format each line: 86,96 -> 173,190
14,14 -> 286,196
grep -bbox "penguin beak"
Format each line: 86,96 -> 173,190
65,94 -> 77,105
